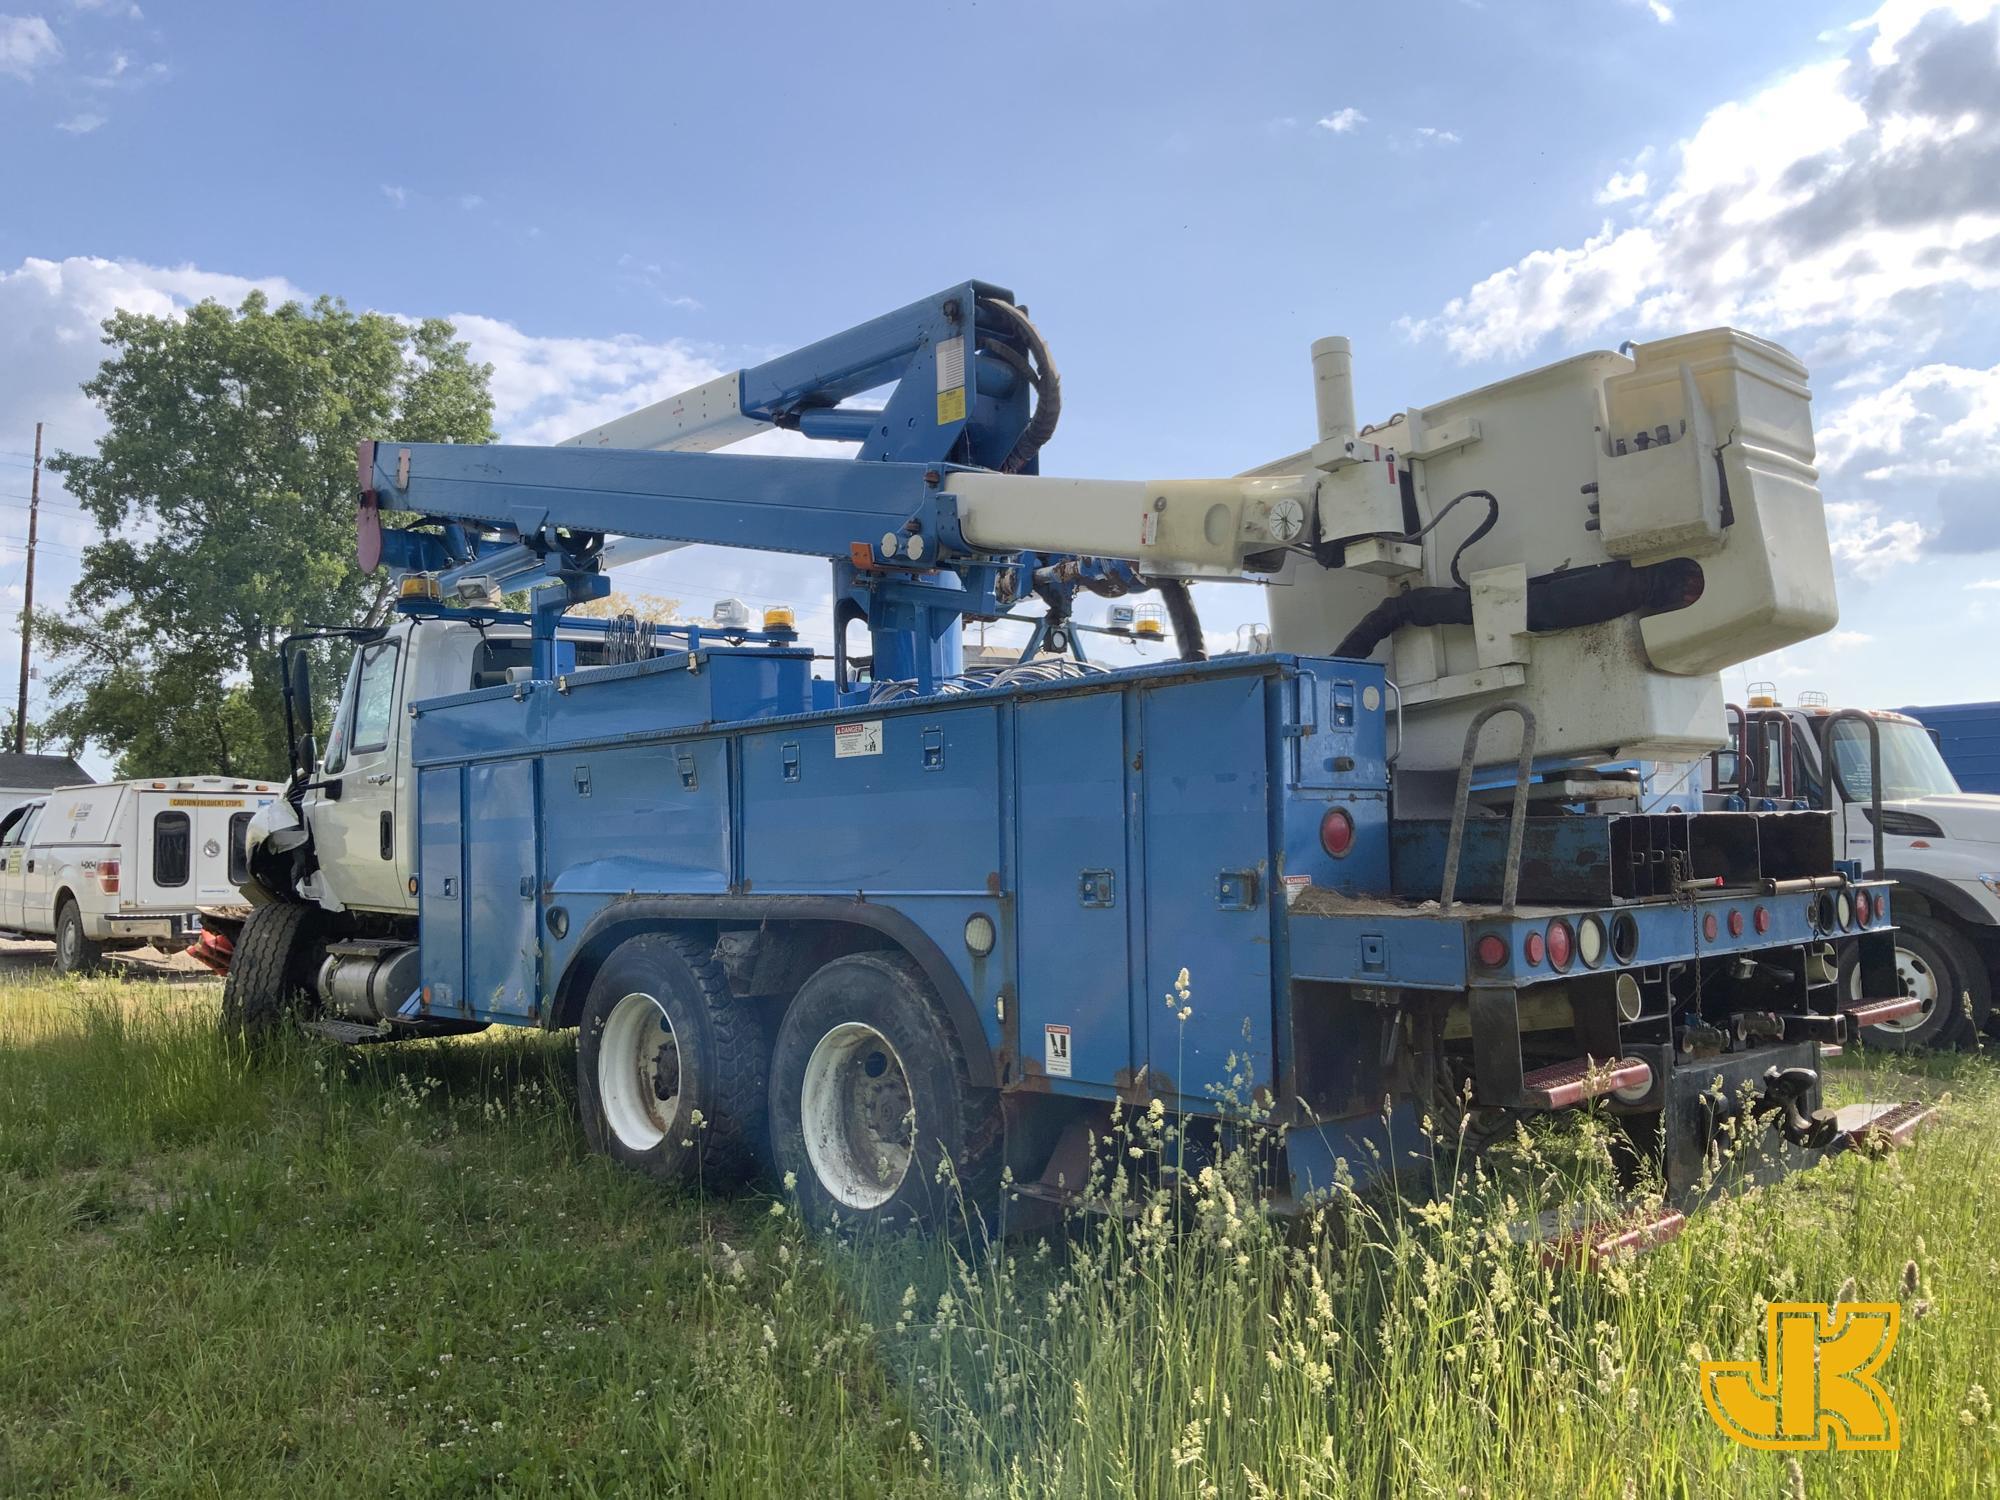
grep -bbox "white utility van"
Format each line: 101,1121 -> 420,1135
0,776 -> 280,973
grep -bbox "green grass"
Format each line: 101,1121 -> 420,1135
3,974 -> 1999,1497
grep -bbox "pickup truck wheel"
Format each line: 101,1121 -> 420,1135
54,900 -> 103,977
1841,914 -> 1986,1051
576,933 -> 765,1186
768,951 -> 1002,1230
221,902 -> 326,1039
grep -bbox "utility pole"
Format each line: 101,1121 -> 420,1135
14,421 -> 40,756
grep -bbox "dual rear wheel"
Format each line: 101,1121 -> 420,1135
576,937 -> 1001,1227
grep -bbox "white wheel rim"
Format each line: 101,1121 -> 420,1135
60,921 -> 77,967
800,1021 -> 915,1210
599,992 -> 680,1151
1851,943 -> 1941,1033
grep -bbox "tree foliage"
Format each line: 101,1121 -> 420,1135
37,293 -> 495,779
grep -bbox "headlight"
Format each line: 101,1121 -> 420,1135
1980,874 -> 2000,895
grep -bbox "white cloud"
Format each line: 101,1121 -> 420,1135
54,110 -> 101,132
1827,629 -> 1876,646
380,184 -> 408,209
1823,499 -> 1927,577
1595,167 -> 1649,204
1405,1 -> 2000,362
1316,108 -> 1366,134
457,193 -> 483,210
1968,578 -> 2000,589
1637,0 -> 1675,22
0,15 -> 61,78
1415,126 -> 1460,146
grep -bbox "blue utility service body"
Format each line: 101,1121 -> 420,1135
351,278 -> 1904,1204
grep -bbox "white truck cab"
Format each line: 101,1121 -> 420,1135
0,776 -> 280,973
247,618 -> 607,919
1709,693 -> 2000,1048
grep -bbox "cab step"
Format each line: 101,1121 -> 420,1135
1520,1055 -> 1651,1110
301,1018 -> 395,1046
1844,996 -> 1924,1029
1833,1099 -> 1936,1150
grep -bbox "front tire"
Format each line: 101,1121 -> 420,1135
1843,913 -> 1986,1051
54,899 -> 104,977
768,951 -> 1002,1230
575,932 -> 766,1186
221,902 -> 325,1039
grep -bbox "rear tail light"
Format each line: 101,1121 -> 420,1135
1753,905 -> 1771,935
1546,919 -> 1574,971
1727,909 -> 1744,938
1855,890 -> 1872,927
1319,806 -> 1355,858
96,859 -> 120,894
1837,891 -> 1854,930
1523,930 -> 1546,967
1702,911 -> 1719,942
1578,915 -> 1607,968
1474,933 -> 1508,969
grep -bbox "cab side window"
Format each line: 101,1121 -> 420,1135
350,642 -> 401,754
0,806 -> 27,847
324,639 -> 400,775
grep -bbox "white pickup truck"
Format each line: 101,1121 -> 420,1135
0,776 -> 280,973
1708,696 -> 2000,1049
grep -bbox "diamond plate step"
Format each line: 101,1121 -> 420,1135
1834,1099 -> 1936,1150
1519,1055 -> 1651,1110
1844,995 -> 1924,1029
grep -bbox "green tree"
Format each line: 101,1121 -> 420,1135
37,293 -> 494,779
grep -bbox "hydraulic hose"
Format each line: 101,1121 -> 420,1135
1331,557 -> 1705,660
1152,578 -> 1207,662
978,297 -> 1061,474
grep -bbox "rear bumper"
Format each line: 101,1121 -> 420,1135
102,912 -> 199,944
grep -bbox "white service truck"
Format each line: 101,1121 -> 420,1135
0,776 -> 280,973
1708,695 -> 2000,1049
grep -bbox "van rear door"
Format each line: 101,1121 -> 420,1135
132,790 -> 259,912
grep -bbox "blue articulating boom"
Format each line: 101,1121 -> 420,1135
226,279 -> 1930,1238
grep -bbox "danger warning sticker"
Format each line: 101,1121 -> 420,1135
1044,1024 -> 1072,1078
834,720 -> 884,758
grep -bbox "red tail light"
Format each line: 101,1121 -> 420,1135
1546,919 -> 1574,971
1855,890 -> 1872,927
1753,905 -> 1771,935
1523,931 -> 1546,967
1727,909 -> 1744,938
1319,807 -> 1355,858
97,859 -> 120,894
1474,933 -> 1508,969
1702,911 -> 1719,942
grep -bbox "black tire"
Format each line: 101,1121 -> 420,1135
221,901 -> 326,1039
53,899 -> 104,977
768,951 -> 1003,1230
575,932 -> 765,1186
1842,913 -> 1987,1051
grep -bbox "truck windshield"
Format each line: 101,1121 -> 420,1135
1828,719 -> 1961,801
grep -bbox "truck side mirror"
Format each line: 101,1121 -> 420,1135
294,734 -> 319,777
289,653 -> 315,744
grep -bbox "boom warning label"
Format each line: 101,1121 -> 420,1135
834,721 -> 884,758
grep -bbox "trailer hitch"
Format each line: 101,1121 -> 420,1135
1756,1065 -> 1839,1149
1694,1065 -> 1838,1152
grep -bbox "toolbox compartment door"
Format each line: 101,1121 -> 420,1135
464,757 -> 542,1021
1015,692 -> 1133,1088
1140,673 -> 1274,1105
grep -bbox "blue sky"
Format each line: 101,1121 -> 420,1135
3,0 -> 1998,771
